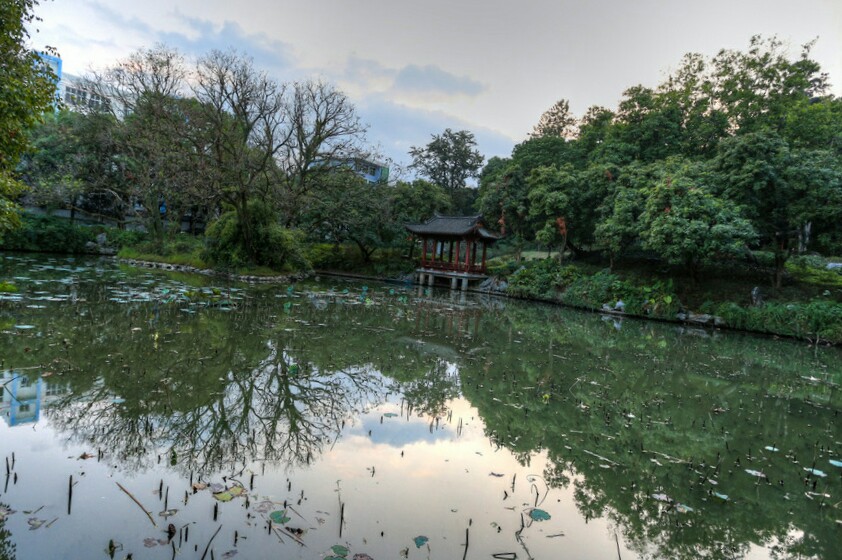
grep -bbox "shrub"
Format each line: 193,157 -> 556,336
789,254 -> 827,270
0,214 -> 95,253
749,250 -> 776,268
306,243 -> 348,270
557,271 -> 680,318
204,201 -> 310,272
786,259 -> 842,287
507,259 -> 567,299
486,257 -> 520,277
101,228 -> 147,249
715,300 -> 842,343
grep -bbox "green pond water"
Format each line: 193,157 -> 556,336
0,253 -> 840,560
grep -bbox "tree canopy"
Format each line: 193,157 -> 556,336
476,36 -> 842,285
409,128 -> 484,192
0,0 -> 58,239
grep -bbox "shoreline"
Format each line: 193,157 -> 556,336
112,258 -> 839,346
117,257 -> 311,284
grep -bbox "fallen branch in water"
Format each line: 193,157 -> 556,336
116,482 -> 157,527
200,524 -> 222,560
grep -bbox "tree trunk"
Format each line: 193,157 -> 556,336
558,236 -> 568,264
236,192 -> 254,262
773,238 -> 790,289
353,239 -> 374,262
774,255 -> 785,289
797,222 -> 812,254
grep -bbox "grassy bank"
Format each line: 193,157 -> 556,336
493,253 -> 842,344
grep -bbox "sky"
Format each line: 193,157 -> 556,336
31,0 -> 842,176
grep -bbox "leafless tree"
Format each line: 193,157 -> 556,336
279,80 -> 368,225
192,49 -> 290,255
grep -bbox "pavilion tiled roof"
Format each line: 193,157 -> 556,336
405,214 -> 501,241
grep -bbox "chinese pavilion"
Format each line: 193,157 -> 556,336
405,214 -> 501,290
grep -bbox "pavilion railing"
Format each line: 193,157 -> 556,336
419,260 -> 485,274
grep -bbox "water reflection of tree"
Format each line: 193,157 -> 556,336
8,258 -> 842,559
392,358 -> 460,417
0,506 -> 14,560
47,338 -> 388,473
460,307 -> 841,560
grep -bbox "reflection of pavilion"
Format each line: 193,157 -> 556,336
1,371 -> 68,427
413,296 -> 484,338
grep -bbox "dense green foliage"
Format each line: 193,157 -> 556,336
0,0 -> 58,241
478,36 -> 842,287
0,214 -> 96,253
204,200 -> 310,272
16,44 -> 372,269
409,128 -> 484,192
0,213 -> 151,255
495,254 -> 842,342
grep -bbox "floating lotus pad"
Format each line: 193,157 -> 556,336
331,545 -> 350,557
213,485 -> 246,502
529,508 -> 551,521
269,510 -> 291,524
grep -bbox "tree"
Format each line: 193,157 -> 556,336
526,165 -> 579,261
511,135 -> 575,170
656,53 -> 730,157
707,36 -> 829,134
594,185 -> 642,270
532,98 -> 578,139
280,80 -> 369,226
783,95 -> 842,153
574,105 -> 616,164
88,44 -> 205,239
594,162 -> 654,268
612,85 -> 685,163
302,171 -> 390,262
409,128 -> 484,193
20,110 -> 86,217
390,179 -> 451,258
193,49 -> 288,258
390,179 -> 451,225
639,159 -> 756,280
0,0 -> 58,240
711,131 -> 841,286
477,158 -> 532,262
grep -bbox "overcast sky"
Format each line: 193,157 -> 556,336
31,0 -> 842,173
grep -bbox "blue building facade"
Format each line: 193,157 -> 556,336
352,158 -> 390,184
36,52 -> 63,107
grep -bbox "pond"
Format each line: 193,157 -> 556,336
0,254 -> 840,560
